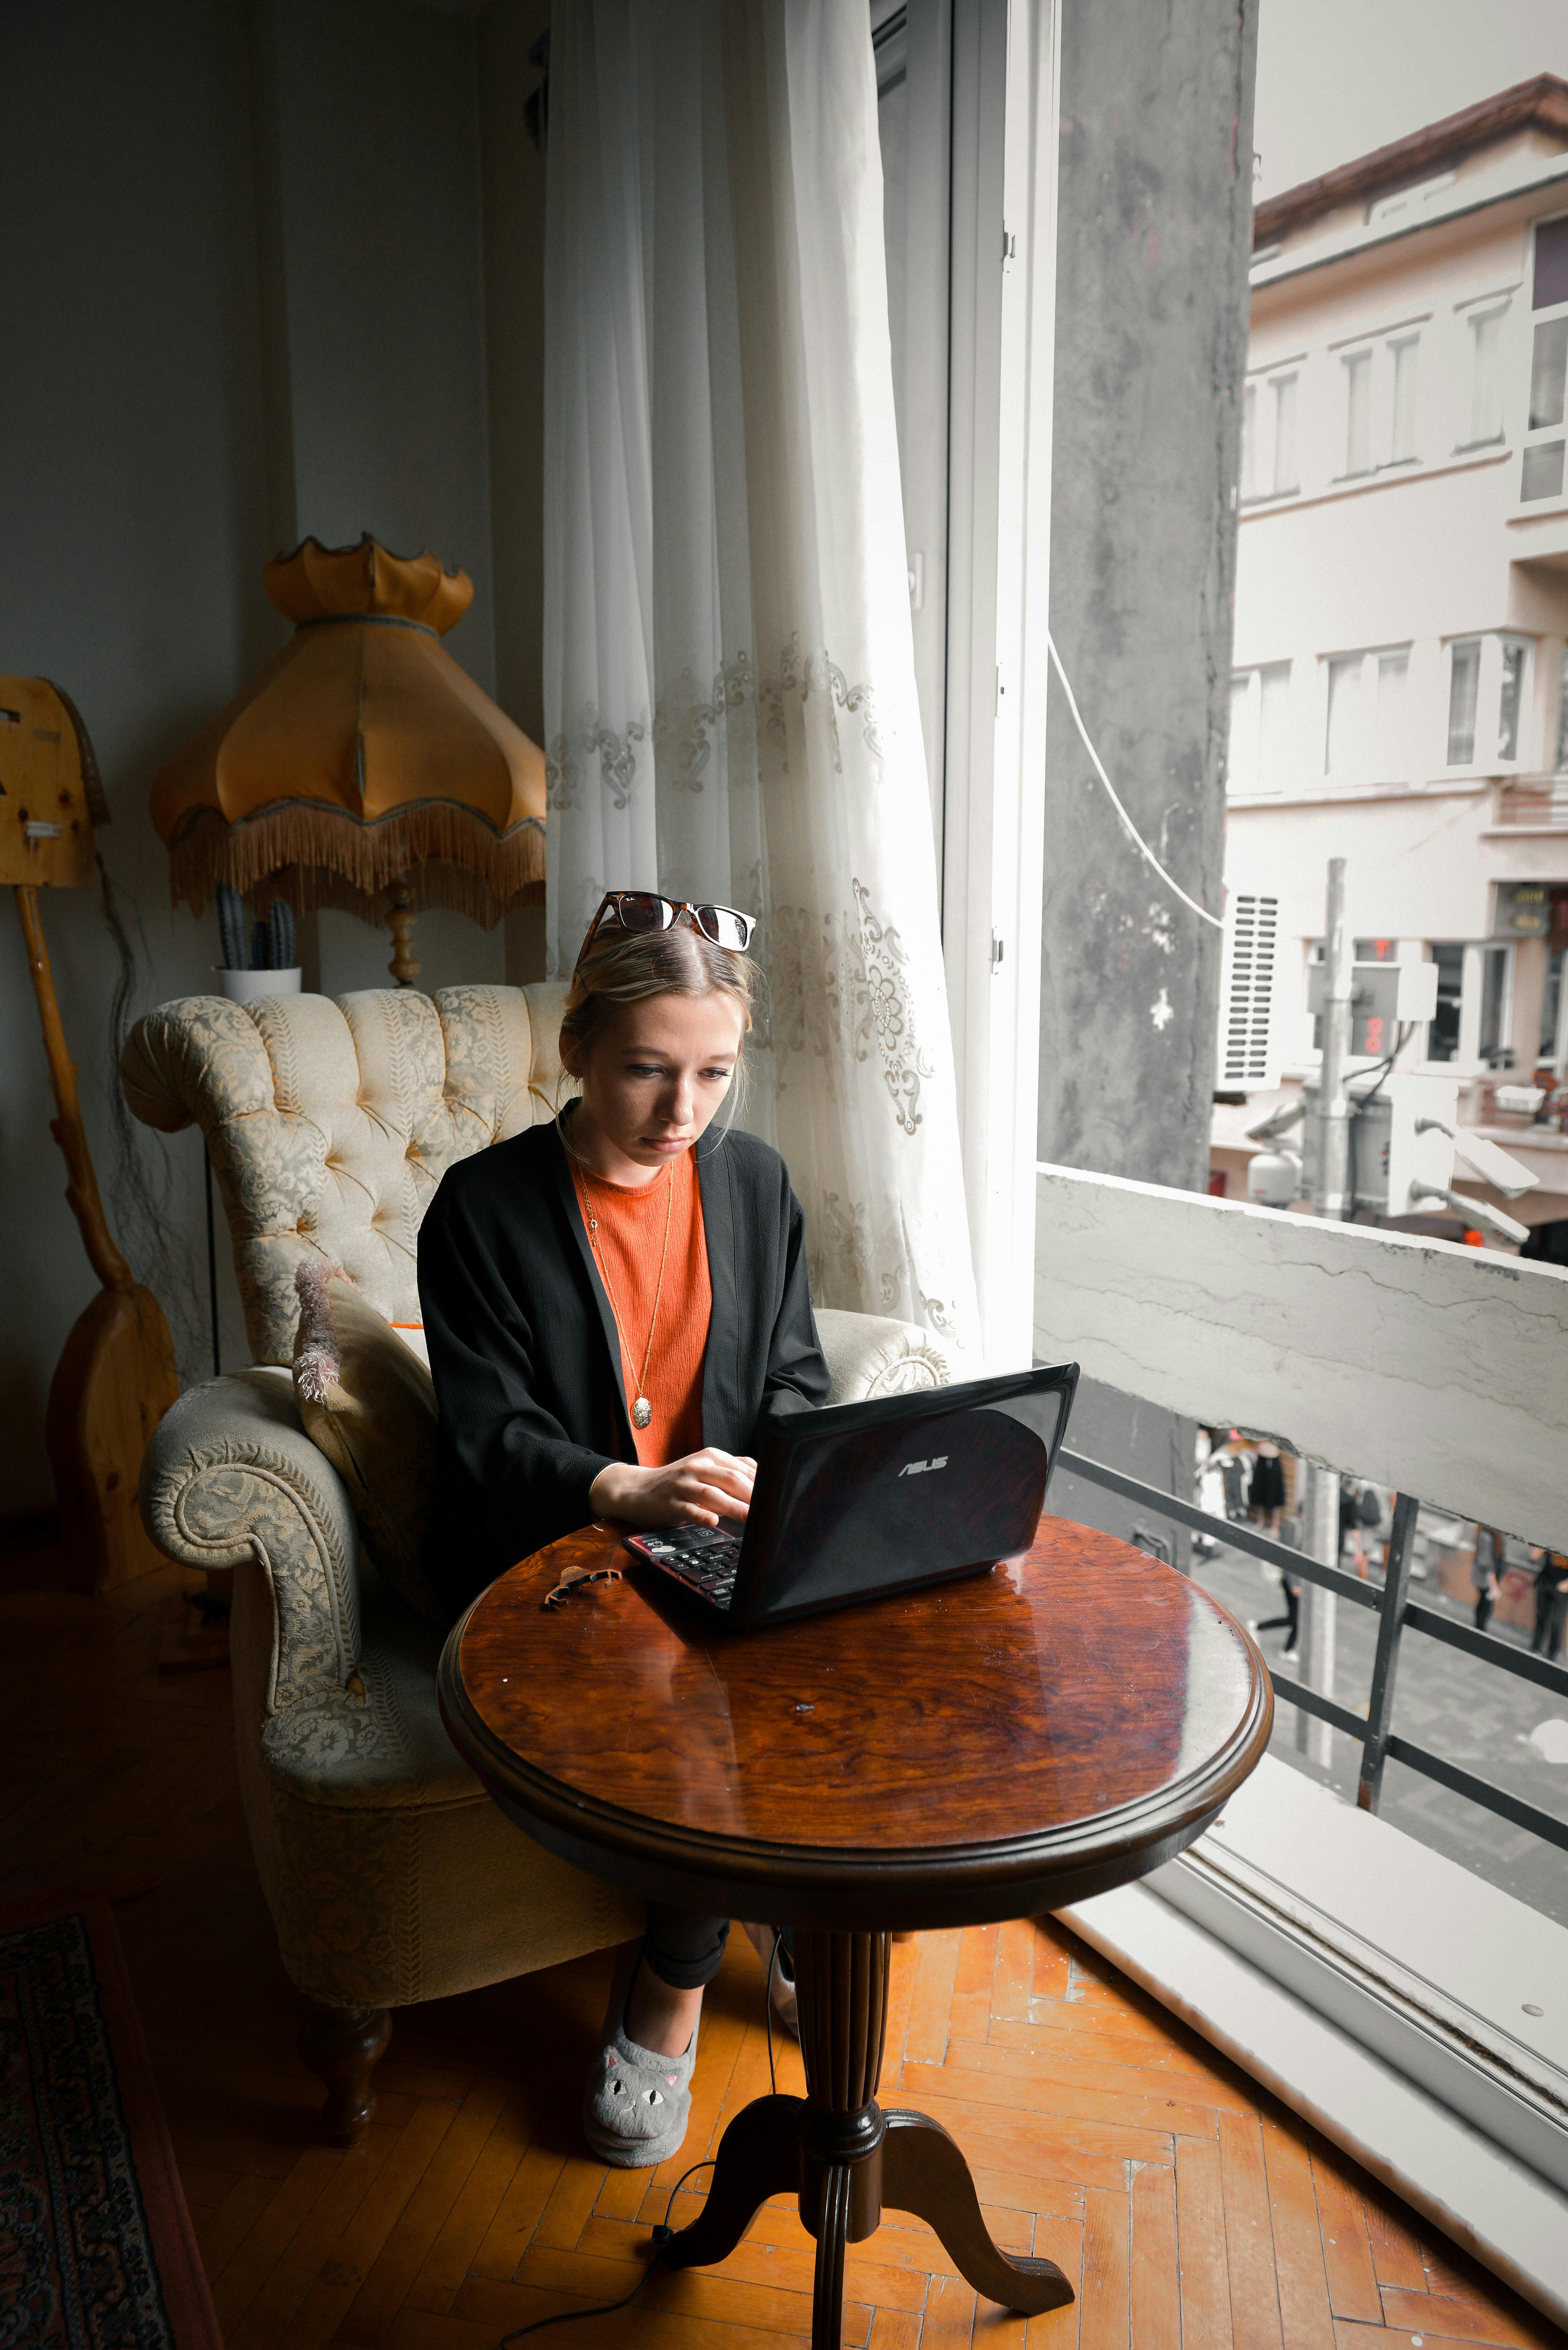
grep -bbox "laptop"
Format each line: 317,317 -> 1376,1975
624,1361 -> 1079,1628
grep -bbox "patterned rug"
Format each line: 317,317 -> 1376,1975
0,1895 -> 220,2349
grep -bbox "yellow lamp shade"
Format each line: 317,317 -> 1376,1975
151,535 -> 545,926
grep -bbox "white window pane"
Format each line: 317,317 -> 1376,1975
1272,375 -> 1298,493
1497,639 -> 1526,761
1240,383 -> 1258,500
1529,317 -> 1568,432
1345,351 -> 1373,474
1479,945 -> 1510,1064
1447,639 -> 1480,763
1326,655 -> 1365,775
1258,663 -> 1290,787
1468,308 -> 1505,445
1390,338 -> 1418,460
1228,674 -> 1255,792
1375,651 -> 1408,777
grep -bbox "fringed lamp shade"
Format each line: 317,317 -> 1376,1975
150,536 -> 546,930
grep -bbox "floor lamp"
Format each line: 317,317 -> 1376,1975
149,534 -> 547,983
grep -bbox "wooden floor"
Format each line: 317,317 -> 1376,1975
2,1560 -> 1562,2350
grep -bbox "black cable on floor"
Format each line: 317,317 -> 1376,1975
498,2156 -> 715,2343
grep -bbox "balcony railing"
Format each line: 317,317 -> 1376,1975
1034,1160 -> 1568,1877
1059,1449 -> 1568,1855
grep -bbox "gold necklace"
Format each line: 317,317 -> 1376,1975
570,1153 -> 675,1431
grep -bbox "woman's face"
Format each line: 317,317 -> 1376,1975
563,991 -> 746,1181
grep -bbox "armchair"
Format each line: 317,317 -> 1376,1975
123,983 -> 953,2141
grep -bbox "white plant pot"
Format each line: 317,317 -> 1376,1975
213,967 -> 304,1004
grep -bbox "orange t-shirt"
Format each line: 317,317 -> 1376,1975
569,1147 -> 711,1466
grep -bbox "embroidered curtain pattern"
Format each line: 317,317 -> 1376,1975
543,0 -> 979,1355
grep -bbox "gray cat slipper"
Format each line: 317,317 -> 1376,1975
582,2011 -> 699,2168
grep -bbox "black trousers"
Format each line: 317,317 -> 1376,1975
1474,1589 -> 1495,1633
643,1907 -> 730,1990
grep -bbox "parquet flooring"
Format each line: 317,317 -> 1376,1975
3,1561 -> 1563,2350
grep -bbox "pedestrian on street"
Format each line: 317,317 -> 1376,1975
1533,1551 -> 1568,1662
1472,1526 -> 1503,1634
1248,1443 -> 1285,1536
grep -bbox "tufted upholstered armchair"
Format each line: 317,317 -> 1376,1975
123,983 -> 953,2142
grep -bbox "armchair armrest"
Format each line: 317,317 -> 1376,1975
139,1368 -> 361,1711
815,1308 -> 955,1404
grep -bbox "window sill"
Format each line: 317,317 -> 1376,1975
1059,1755 -> 1568,2330
1227,778 -> 1488,809
1236,443 -> 1511,520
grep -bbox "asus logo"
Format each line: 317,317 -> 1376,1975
897,1456 -> 948,1477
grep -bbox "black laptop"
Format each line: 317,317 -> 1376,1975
624,1361 -> 1079,1628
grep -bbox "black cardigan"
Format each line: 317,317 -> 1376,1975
417,1115 -> 832,1617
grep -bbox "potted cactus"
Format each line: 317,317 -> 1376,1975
213,883 -> 301,1002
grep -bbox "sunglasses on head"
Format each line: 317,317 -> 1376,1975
576,890 -> 757,967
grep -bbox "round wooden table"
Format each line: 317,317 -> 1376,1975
438,1517 -> 1271,2348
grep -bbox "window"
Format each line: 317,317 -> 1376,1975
1344,351 -> 1373,476
1241,369 -> 1299,501
1228,663 -> 1291,792
1425,941 -> 1514,1067
1464,302 -> 1508,448
1323,646 -> 1409,781
1426,943 -> 1465,1061
1522,216 -> 1568,503
1445,634 -> 1532,768
1543,946 -> 1568,1070
1337,333 -> 1421,476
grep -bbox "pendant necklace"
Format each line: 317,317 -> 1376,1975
570,1151 -> 675,1432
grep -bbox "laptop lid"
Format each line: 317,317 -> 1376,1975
726,1361 -> 1079,1627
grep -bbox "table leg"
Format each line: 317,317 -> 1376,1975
664,1927 -> 1074,2348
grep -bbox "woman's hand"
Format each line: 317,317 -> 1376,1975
590,1448 -> 756,1530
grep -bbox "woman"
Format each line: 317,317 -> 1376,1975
418,891 -> 830,2170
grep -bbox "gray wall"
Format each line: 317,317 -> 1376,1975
0,0 -> 544,1516
1038,0 -> 1256,1193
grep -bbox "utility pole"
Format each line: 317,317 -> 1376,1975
1298,858 -> 1353,1769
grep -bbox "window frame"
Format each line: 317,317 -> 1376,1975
1456,292 -> 1512,454
1520,208 -> 1568,508
1240,358 -> 1303,504
1319,641 -> 1413,786
1227,659 -> 1291,796
1421,939 -> 1517,1073
1442,632 -> 1535,774
1328,322 -> 1426,482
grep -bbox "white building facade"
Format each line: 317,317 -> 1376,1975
1217,80 -> 1568,1230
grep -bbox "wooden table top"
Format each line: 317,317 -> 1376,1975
438,1516 -> 1272,1931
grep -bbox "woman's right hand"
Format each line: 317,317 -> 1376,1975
590,1448 -> 756,1530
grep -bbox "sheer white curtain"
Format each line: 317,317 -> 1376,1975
543,0 -> 979,1357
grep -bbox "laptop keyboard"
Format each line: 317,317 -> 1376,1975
629,1523 -> 742,1609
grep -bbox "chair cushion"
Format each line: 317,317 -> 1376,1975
292,1262 -> 443,1620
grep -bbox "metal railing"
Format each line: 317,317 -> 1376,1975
1058,1447 -> 1568,1857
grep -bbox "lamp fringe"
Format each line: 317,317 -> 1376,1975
167,802 -> 546,931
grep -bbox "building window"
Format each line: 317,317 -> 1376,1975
1337,334 -> 1421,477
1425,941 -> 1514,1067
1464,301 -> 1509,448
1522,215 -> 1568,503
1543,946 -> 1568,1071
1445,633 -> 1532,768
1228,662 -> 1291,793
1241,369 -> 1299,501
1343,350 -> 1373,476
1324,646 -> 1409,781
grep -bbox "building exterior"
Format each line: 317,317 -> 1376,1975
1215,77 -> 1568,1233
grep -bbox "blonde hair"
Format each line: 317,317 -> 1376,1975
558,917 -> 758,1118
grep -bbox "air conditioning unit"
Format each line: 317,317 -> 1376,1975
1217,892 -> 1280,1088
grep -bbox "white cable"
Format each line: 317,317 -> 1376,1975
1046,632 -> 1224,931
